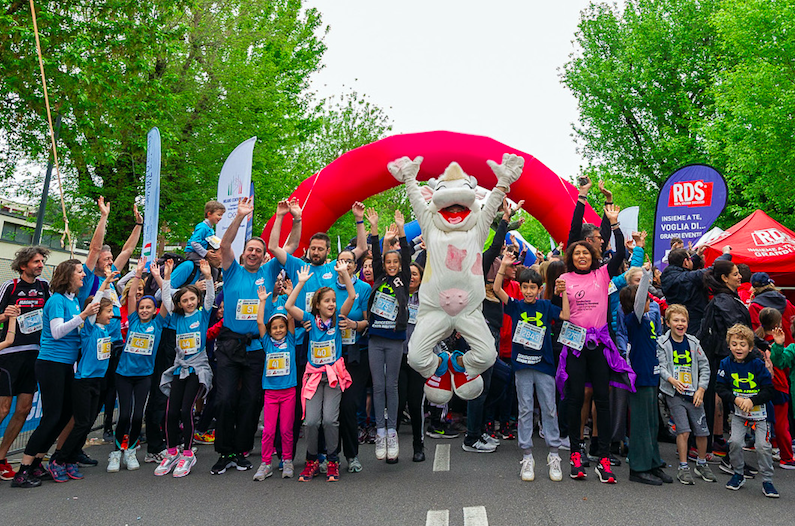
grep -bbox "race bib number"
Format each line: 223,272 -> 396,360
310,340 -> 335,365
372,291 -> 398,321
177,332 -> 201,356
733,395 -> 767,421
109,288 -> 121,308
97,337 -> 112,361
17,309 -> 43,335
235,299 -> 259,321
674,365 -> 694,395
558,321 -> 587,351
607,281 -> 618,295
266,351 -> 290,377
125,332 -> 155,356
512,321 -> 545,351
341,327 -> 356,345
305,291 -> 315,312
408,303 -> 418,324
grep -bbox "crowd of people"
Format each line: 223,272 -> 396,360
0,176 -> 793,499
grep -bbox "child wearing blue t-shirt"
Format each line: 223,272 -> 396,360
285,262 -> 355,482
253,287 -> 296,481
185,200 -> 225,261
494,254 -> 569,482
59,276 -> 117,481
154,259 -> 215,478
109,257 -> 169,473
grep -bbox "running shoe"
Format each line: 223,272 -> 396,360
347,457 -> 362,473
145,450 -> 168,464
10,469 -> 41,489
520,457 -> 535,481
30,460 -> 50,480
210,454 -> 236,475
578,441 -> 591,467
154,452 -> 180,476
779,460 -> 795,470
595,457 -> 617,484
687,448 -> 719,464
107,451 -> 122,473
725,473 -> 745,490
103,429 -> 114,443
357,427 -> 368,445
772,448 -> 781,462
570,452 -> 586,479
366,425 -> 377,444
500,421 -> 517,441
326,460 -> 340,482
762,481 -> 780,498
65,463 -> 84,480
386,432 -> 399,463
47,461 -> 69,483
0,458 -> 16,481
651,467 -> 673,483
481,433 -> 500,448
299,460 -> 319,482
282,459 -> 294,478
424,352 -> 454,404
375,434 -> 387,460
76,451 -> 99,467
426,423 -> 459,439
677,467 -> 695,485
172,452 -> 196,478
449,351 -> 483,400
719,458 -> 756,479
548,453 -> 563,482
124,449 -> 140,471
253,462 -> 273,481
462,439 -> 497,453
694,463 -> 717,482
194,430 -> 215,444
234,454 -> 253,471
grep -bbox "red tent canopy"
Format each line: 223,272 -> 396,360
704,210 -> 795,287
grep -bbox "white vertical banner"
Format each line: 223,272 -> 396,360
216,137 -> 256,258
611,205 -> 640,250
141,127 -> 161,270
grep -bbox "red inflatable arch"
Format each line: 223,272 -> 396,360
262,131 -> 600,252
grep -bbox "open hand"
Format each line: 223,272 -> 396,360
297,265 -> 313,283
388,156 -> 423,183
257,285 -> 271,302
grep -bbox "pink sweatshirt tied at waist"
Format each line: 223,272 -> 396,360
301,358 -> 352,418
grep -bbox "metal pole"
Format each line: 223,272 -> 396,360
33,113 -> 61,245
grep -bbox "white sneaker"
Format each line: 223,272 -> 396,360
282,459 -> 294,479
462,439 -> 497,453
548,453 -> 563,481
520,457 -> 535,481
172,453 -> 196,478
481,433 -> 500,447
375,434 -> 387,460
124,449 -> 140,471
154,452 -> 180,476
387,431 -> 399,462
145,449 -> 168,464
253,462 -> 273,481
107,451 -> 122,473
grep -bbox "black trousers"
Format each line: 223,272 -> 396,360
145,328 -> 176,454
565,345 -> 611,459
24,360 -> 74,457
340,346 -> 370,459
397,353 -> 425,450
214,337 -> 265,455
115,374 -> 151,449
99,341 -> 123,432
61,378 -> 103,463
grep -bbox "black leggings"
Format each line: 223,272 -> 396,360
166,374 -> 202,450
397,353 -> 425,450
565,345 -> 611,459
115,374 -> 151,450
61,378 -> 102,463
24,360 -> 74,457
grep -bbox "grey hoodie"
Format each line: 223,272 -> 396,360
656,331 -> 710,398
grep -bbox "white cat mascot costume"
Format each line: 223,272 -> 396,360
388,154 -> 524,403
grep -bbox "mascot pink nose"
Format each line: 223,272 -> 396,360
439,288 -> 469,317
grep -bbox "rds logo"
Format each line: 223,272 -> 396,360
752,228 -> 795,247
667,180 -> 713,208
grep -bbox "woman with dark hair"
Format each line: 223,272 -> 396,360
556,204 -> 635,484
12,259 -> 100,489
696,258 -> 752,462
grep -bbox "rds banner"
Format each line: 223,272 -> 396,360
653,164 -> 727,269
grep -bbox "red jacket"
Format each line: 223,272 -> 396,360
498,279 -> 523,359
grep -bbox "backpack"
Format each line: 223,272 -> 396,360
142,253 -> 196,297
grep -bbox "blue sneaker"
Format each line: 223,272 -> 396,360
65,463 -> 84,480
762,481 -> 780,498
47,461 -> 69,483
725,473 -> 745,491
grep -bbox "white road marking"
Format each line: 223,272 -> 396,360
425,509 -> 450,526
433,444 -> 450,472
463,506 -> 489,526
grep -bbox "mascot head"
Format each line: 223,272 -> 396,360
427,162 -> 480,231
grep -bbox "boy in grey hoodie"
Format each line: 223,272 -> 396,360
656,304 -> 716,485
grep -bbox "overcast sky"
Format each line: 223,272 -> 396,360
306,0 -> 595,182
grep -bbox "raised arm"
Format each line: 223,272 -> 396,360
128,258 -> 146,315
220,196 -> 253,270
567,177 -> 590,247
351,201 -> 368,260
268,199 -> 292,265
284,265 -> 312,321
388,156 -> 431,233
493,252 -> 514,304
481,154 -> 524,242
86,197 -> 110,271
158,260 -> 175,314
365,208 -> 385,280
114,204 -> 143,270
484,198 -> 516,274
597,181 -> 613,253
199,260 -> 215,311
605,204 -> 626,277
634,268 -> 652,323
336,261 -> 356,317
282,197 -> 303,255
256,285 -> 272,338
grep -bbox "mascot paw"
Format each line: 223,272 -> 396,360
487,153 -> 524,188
388,156 -> 424,183
449,351 -> 484,400
423,351 -> 453,404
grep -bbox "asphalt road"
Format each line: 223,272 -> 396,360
3,427 -> 794,526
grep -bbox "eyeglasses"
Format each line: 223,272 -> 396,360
338,259 -> 354,264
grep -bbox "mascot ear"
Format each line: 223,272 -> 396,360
427,178 -> 438,190
420,185 -> 435,202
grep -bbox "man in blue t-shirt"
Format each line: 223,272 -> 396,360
210,196 -> 301,475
